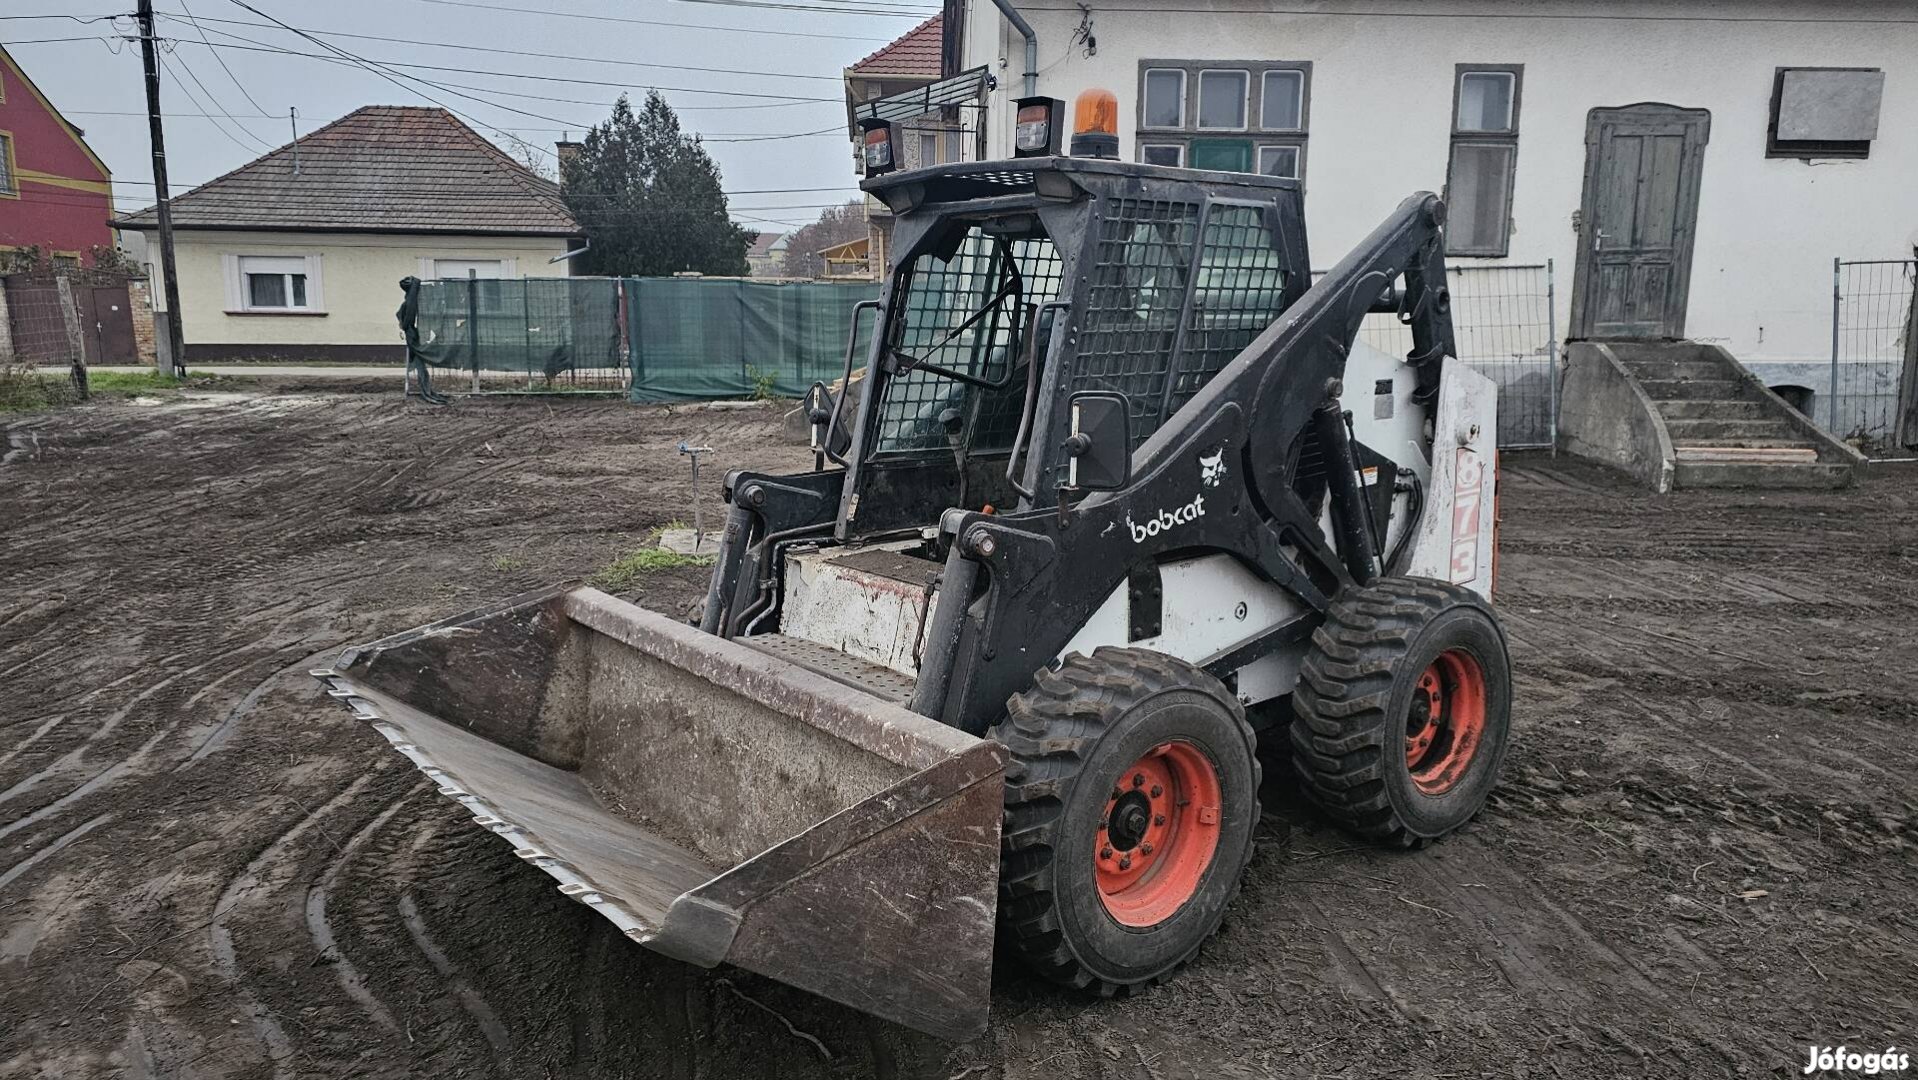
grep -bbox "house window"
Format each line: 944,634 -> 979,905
241,256 -> 311,310
1141,143 -> 1185,168
1445,65 -> 1522,257
918,132 -> 938,167
1260,70 -> 1304,131
1142,68 -> 1186,129
1257,145 -> 1300,180
1196,70 -> 1248,129
0,132 -> 16,198
1136,61 -> 1311,181
1768,67 -> 1883,159
225,253 -> 324,313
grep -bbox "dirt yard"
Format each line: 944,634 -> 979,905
3,390 -> 1914,1079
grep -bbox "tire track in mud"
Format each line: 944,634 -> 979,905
0,812 -> 114,893
176,641 -> 347,770
396,892 -> 513,1053
303,787 -> 425,1035
209,774 -> 377,1079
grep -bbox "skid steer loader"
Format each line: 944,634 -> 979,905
313,105 -> 1510,1042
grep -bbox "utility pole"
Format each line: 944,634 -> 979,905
290,107 -> 301,174
136,0 -> 186,377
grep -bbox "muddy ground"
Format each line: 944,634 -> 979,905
2,390 -> 1914,1079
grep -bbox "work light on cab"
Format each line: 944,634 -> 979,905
858,118 -> 897,176
1013,95 -> 1063,157
1071,88 -> 1120,159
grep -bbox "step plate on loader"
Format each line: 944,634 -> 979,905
311,586 -> 1006,1041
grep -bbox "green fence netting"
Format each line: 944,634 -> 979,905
627,278 -> 878,403
400,276 -> 879,400
408,276 -> 627,393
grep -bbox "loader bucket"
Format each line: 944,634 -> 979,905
310,586 -> 1005,1041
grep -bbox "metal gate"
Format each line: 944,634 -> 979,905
1830,257 -> 1917,449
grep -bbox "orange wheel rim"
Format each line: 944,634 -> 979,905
1095,740 -> 1222,928
1405,648 -> 1488,796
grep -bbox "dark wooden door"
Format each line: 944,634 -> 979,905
1571,104 -> 1711,339
86,285 -> 138,365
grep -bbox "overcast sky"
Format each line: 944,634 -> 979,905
7,0 -> 942,233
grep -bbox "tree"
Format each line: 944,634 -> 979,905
779,201 -> 868,279
561,93 -> 754,277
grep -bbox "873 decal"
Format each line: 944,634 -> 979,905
1449,447 -> 1485,584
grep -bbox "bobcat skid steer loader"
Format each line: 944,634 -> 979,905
312,111 -> 1509,1042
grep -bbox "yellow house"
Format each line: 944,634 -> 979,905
113,106 -> 582,362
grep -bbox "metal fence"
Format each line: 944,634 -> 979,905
1830,258 -> 1916,449
1333,262 -> 1558,448
406,276 -> 629,396
1,273 -> 89,406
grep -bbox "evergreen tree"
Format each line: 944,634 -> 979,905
562,93 -> 754,277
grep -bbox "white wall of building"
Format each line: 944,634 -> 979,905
962,0 -> 1918,368
143,229 -> 571,356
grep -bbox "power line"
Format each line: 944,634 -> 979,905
157,47 -> 275,152
66,108 -> 839,139
398,0 -> 895,42
2,36 -> 845,112
158,10 -> 850,83
172,35 -> 841,102
174,0 -> 272,118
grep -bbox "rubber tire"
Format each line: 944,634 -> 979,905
990,646 -> 1259,995
1290,576 -> 1512,849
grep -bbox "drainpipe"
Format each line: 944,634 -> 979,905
989,0 -> 1038,97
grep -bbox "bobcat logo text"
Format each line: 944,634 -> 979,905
1127,493 -> 1206,543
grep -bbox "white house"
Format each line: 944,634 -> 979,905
947,0 -> 1917,436
115,106 -> 582,363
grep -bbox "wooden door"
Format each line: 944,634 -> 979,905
1571,105 -> 1711,339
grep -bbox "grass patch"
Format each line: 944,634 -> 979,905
1,367 -> 236,412
490,553 -> 528,572
591,546 -> 714,592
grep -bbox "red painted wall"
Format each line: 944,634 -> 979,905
0,48 -> 113,264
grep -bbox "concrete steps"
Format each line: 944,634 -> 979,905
1595,340 -> 1858,490
1673,460 -> 1854,489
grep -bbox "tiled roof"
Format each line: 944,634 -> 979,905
747,231 -> 786,258
114,106 -> 579,236
849,15 -> 942,77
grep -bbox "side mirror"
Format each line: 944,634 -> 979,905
1063,391 -> 1132,491
804,381 -> 834,452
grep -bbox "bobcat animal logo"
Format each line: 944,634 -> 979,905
1199,448 -> 1226,488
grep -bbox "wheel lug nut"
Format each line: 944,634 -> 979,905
1119,854 -> 1132,870
1141,842 -> 1153,854
1149,784 -> 1162,798
1153,813 -> 1166,826
1132,773 -> 1144,788
1100,846 -> 1113,859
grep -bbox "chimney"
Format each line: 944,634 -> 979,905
555,139 -> 582,181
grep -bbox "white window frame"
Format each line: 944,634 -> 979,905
1195,69 -> 1250,131
1456,70 -> 1517,134
1256,144 -> 1302,180
1141,67 -> 1187,131
1259,69 -> 1307,132
1445,64 -> 1524,259
222,252 -> 325,313
0,131 -> 17,199
420,256 -> 516,280
1140,143 -> 1186,168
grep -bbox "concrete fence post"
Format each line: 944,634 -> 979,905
54,275 -> 89,401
